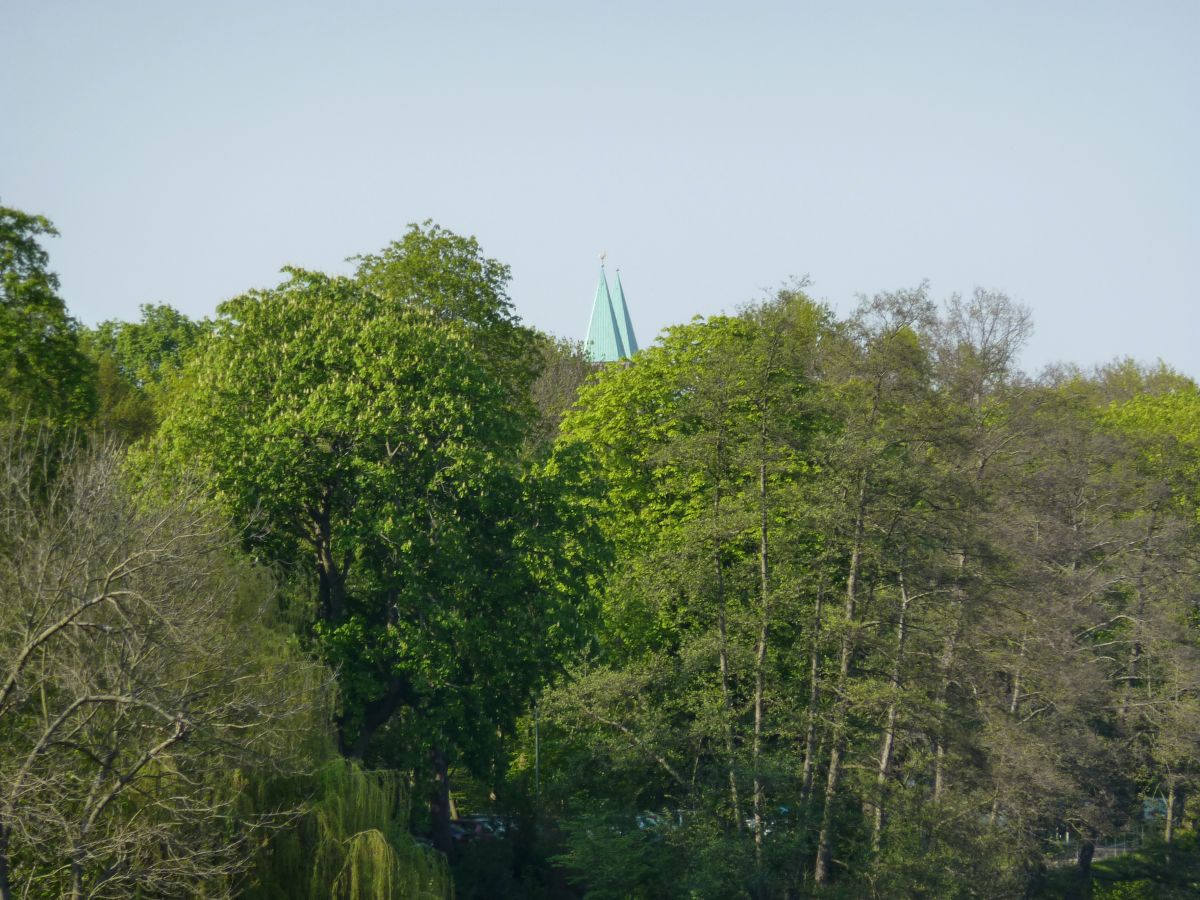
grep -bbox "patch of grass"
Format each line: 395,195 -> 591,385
1038,832 -> 1200,899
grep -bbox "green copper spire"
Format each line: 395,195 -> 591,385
610,268 -> 638,356
584,266 -> 627,362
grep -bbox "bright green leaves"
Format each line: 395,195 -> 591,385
86,302 -> 206,389
82,303 -> 207,442
1102,382 -> 1200,514
154,228 -> 601,780
556,292 -> 829,658
163,267 -> 505,559
354,221 -> 541,418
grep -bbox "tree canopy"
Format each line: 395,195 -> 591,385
153,230 -> 602,854
5,198 -> 1200,898
0,205 -> 95,427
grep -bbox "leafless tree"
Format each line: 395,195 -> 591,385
0,429 -> 328,899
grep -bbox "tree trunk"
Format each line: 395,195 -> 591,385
70,855 -> 85,900
313,495 -> 347,625
718,601 -> 742,830
342,677 -> 411,759
1009,631 -> 1026,716
814,734 -> 845,886
1076,838 -> 1095,890
430,748 -> 454,856
933,551 -> 966,802
1166,778 -> 1178,848
872,572 -> 911,852
799,585 -> 824,806
0,825 -> 10,900
815,479 -> 867,886
316,544 -> 346,624
932,620 -> 960,801
752,458 -> 770,867
714,483 -> 743,830
1122,507 -> 1158,719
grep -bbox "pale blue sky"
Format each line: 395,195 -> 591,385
3,1 -> 1197,376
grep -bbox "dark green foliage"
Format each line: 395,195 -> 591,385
450,818 -> 574,900
240,760 -> 452,900
527,334 -> 593,457
0,204 -> 96,428
555,807 -> 690,900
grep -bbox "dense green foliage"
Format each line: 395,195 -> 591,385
82,302 -> 208,441
151,229 -> 604,856
3,202 -> 1200,898
0,205 -> 95,428
537,287 -> 1200,898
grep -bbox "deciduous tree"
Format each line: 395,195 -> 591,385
154,228 -> 600,853
0,205 -> 95,428
0,430 -> 325,899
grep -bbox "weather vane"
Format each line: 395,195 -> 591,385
599,251 -> 607,266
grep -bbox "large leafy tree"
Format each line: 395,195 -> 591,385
154,227 -> 599,852
544,290 -> 831,893
0,205 -> 95,427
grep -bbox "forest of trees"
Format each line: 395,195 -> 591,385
3,201 -> 1200,898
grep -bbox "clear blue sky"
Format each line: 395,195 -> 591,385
3,1 -> 1197,376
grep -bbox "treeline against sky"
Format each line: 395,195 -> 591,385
3,201 -> 1200,898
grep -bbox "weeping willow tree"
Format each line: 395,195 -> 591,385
240,759 -> 452,900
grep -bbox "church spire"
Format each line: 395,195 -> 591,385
584,258 -> 638,363
610,268 -> 638,356
584,264 -> 626,362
